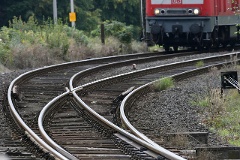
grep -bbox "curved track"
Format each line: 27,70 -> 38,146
4,51 -> 240,159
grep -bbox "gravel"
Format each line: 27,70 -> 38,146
128,66 -> 237,148
79,52 -> 227,85
0,52 -> 236,151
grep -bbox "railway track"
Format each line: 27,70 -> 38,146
3,51 -> 240,159
3,51 -> 191,160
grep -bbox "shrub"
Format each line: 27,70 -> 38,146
91,21 -> 136,44
9,16 -> 39,32
63,25 -> 89,45
9,44 -> 60,69
0,16 -> 148,69
0,41 -> 11,64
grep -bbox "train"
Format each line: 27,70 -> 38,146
142,0 -> 240,51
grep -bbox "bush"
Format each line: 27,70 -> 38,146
0,16 -> 148,69
9,44 -> 59,69
0,41 -> 11,64
9,16 -> 39,32
91,21 -> 137,44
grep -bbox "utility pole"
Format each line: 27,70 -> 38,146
70,0 -> 76,27
53,0 -> 57,24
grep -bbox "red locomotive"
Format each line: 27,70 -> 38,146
143,0 -> 240,51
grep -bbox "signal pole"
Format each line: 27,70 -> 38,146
53,0 -> 57,24
70,0 -> 75,27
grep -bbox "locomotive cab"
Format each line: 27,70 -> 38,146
145,0 -> 240,51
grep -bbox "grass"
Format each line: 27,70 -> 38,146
196,60 -> 204,68
193,88 -> 240,146
152,77 -> 174,92
191,97 -> 209,108
148,45 -> 163,52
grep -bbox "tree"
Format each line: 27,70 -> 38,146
0,0 -> 141,33
93,0 -> 141,26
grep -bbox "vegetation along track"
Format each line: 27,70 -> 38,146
3,50 -> 240,159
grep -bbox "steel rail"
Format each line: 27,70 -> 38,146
38,90 -> 78,160
68,51 -> 201,90
71,52 -> 240,92
71,91 -> 186,160
119,61 -> 237,150
35,52 -> 238,159
8,69 -> 69,160
68,52 -> 240,160
38,77 -> 184,159
34,51 -> 199,159
7,52 -> 166,159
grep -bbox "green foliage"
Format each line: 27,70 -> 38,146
0,0 -> 141,34
0,16 -> 88,65
193,89 -> 240,146
91,21 -> 136,44
0,16 -> 147,69
0,27 -> 12,64
149,45 -> 163,52
9,16 -> 39,32
93,0 -> 140,26
191,97 -> 210,108
153,77 -> 174,92
0,40 -> 11,64
63,26 -> 89,45
196,60 -> 204,68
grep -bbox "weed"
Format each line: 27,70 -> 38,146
193,87 -> 240,147
191,97 -> 209,108
196,60 -> 204,68
152,77 -> 174,92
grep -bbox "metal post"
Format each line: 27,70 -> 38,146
101,23 -> 105,44
141,0 -> 145,40
70,0 -> 75,27
53,0 -> 57,24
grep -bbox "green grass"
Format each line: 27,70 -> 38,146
196,60 -> 204,68
148,45 -> 163,52
152,77 -> 174,92
191,97 -> 210,108
193,89 -> 240,146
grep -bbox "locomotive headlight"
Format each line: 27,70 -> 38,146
194,9 -> 200,15
154,9 -> 160,15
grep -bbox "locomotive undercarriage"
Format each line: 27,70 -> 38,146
148,25 -> 239,52
145,16 -> 240,51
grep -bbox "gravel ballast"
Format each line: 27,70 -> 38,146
0,53 -> 238,155
128,66 -> 237,148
